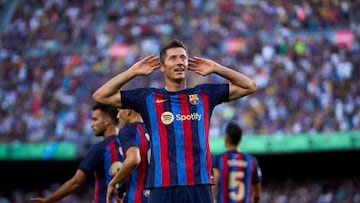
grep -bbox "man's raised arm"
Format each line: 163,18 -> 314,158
188,56 -> 258,101
92,55 -> 160,107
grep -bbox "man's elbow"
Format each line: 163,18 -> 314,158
92,91 -> 102,103
69,178 -> 85,191
131,156 -> 141,167
248,80 -> 258,93
127,154 -> 141,169
73,183 -> 83,191
92,91 -> 109,105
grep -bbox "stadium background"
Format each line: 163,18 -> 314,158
0,0 -> 359,202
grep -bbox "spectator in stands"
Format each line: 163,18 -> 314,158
0,0 -> 359,152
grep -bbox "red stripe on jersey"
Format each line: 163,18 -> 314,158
94,172 -> 99,203
248,160 -> 256,201
222,153 -> 229,203
200,92 -> 213,183
179,93 -> 195,185
134,125 -> 147,203
155,93 -> 170,186
109,141 -> 118,163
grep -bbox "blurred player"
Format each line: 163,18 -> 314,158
212,122 -> 262,203
92,39 -> 257,203
30,103 -> 122,203
106,108 -> 150,203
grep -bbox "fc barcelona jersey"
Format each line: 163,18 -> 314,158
212,151 -> 262,203
120,83 -> 229,188
118,122 -> 150,203
79,135 -> 123,203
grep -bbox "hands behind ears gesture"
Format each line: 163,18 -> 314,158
188,56 -> 219,76
129,55 -> 220,77
129,55 -> 160,76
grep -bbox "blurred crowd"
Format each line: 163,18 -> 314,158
1,0 -> 360,151
0,178 -> 359,203
261,178 -> 360,203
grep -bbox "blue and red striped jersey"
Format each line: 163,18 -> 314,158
79,135 -> 123,203
118,122 -> 150,203
212,151 -> 262,203
120,83 -> 229,188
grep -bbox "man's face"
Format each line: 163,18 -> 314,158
91,109 -> 107,137
161,47 -> 188,82
117,108 -> 129,127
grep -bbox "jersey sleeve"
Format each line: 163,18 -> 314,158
120,88 -> 151,111
78,144 -> 101,177
211,154 -> 221,169
198,83 -> 229,107
251,156 -> 263,184
118,124 -> 140,153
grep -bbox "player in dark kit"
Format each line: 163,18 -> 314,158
107,108 -> 150,203
212,122 -> 262,203
30,104 -> 122,203
92,39 -> 257,203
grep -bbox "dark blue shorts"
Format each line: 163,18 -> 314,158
148,184 -> 213,203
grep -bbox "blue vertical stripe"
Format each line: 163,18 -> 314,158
164,97 -> 178,186
127,172 -> 138,201
218,157 -> 224,203
146,94 -> 162,186
196,98 -> 208,183
171,95 -> 186,185
127,136 -> 139,202
244,155 -> 251,203
104,145 -> 111,185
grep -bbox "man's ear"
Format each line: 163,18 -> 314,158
105,116 -> 112,126
224,135 -> 229,144
160,63 -> 165,72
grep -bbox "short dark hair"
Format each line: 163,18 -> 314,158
160,39 -> 187,64
225,122 -> 242,146
92,103 -> 119,125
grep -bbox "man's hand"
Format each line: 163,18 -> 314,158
129,55 -> 160,76
106,183 -> 118,203
188,56 -> 218,76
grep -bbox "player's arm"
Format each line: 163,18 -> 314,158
212,167 -> 220,203
107,147 -> 141,203
218,66 -> 257,101
30,169 -> 87,203
252,159 -> 262,203
92,55 -> 160,108
188,57 -> 257,101
252,182 -> 262,203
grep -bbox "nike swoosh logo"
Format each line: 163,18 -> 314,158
156,99 -> 168,103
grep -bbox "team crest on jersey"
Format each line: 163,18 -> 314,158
188,94 -> 199,105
